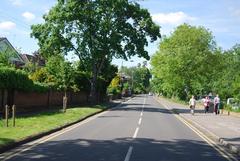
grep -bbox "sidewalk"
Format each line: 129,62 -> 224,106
157,97 -> 240,156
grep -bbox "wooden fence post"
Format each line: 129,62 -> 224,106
5,105 -> 9,127
12,105 -> 16,127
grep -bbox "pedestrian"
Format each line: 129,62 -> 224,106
189,95 -> 196,115
214,94 -> 220,115
203,96 -> 210,113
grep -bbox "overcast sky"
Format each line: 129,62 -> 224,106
1,0 -> 240,67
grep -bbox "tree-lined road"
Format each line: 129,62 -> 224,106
5,95 -> 231,161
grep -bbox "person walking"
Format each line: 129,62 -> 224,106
189,95 -> 196,115
214,94 -> 220,115
203,96 -> 210,113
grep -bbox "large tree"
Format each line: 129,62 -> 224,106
151,24 -> 218,100
213,44 -> 240,99
31,0 -> 160,102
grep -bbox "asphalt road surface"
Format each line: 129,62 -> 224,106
3,95 -> 235,161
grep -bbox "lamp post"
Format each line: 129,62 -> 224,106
129,60 -> 134,95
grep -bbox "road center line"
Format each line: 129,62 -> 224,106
124,146 -> 133,161
133,127 -> 139,139
138,118 -> 142,125
140,97 -> 146,117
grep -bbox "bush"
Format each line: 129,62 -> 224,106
107,87 -> 120,95
0,67 -> 48,92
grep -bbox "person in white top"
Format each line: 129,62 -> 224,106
203,96 -> 210,113
189,95 -> 196,115
214,94 -> 220,115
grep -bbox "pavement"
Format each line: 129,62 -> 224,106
157,96 -> 240,156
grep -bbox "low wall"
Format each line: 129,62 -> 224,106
0,90 -> 89,113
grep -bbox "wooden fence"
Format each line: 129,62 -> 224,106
0,90 -> 89,113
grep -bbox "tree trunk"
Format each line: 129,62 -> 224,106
63,91 -> 67,113
89,64 -> 98,104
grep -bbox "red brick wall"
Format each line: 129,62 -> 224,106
48,91 -> 64,107
14,91 -> 48,109
0,90 -> 89,113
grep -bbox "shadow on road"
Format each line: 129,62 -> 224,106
7,137 -> 233,161
172,108 -> 205,114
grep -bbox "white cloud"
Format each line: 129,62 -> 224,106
0,21 -> 16,30
9,0 -> 22,6
22,12 -> 36,21
152,12 -> 196,25
233,9 -> 240,17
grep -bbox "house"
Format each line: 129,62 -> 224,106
0,37 -> 25,67
20,52 -> 45,67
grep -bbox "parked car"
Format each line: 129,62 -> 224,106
227,98 -> 240,110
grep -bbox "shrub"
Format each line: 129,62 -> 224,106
0,67 -> 48,92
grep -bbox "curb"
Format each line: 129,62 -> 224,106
0,99 -> 125,154
171,105 -> 240,156
0,109 -> 105,154
155,97 -> 240,157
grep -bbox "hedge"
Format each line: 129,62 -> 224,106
0,67 -> 48,92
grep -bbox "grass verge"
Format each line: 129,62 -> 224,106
0,105 -> 105,148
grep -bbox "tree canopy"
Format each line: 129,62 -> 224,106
151,24 -> 219,100
31,0 -> 161,102
120,64 -> 151,94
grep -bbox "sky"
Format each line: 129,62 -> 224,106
0,0 -> 240,67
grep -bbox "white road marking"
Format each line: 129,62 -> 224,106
124,95 -> 146,161
138,118 -> 142,125
175,115 -> 238,161
124,146 -> 133,161
133,127 -> 139,139
155,97 -> 238,161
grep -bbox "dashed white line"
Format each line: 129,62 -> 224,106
138,118 -> 142,125
133,127 -> 139,139
124,95 -> 146,161
124,146 -> 133,161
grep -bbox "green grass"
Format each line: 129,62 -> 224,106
160,96 -> 188,105
231,108 -> 240,113
0,105 -> 105,148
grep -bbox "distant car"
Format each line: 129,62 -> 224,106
148,92 -> 153,96
227,98 -> 240,110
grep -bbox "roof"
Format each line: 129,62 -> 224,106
0,37 -> 6,42
20,54 -> 45,66
0,37 -> 25,65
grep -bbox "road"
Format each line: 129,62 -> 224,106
3,95 -> 234,161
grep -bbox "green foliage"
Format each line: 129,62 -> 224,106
151,24 -> 218,100
123,82 -> 130,90
213,44 -> 240,100
120,65 -> 151,93
29,67 -> 51,83
74,71 -> 91,92
31,0 -> 160,101
23,62 -> 38,74
0,49 -> 15,67
45,56 -> 78,92
0,67 -> 48,92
